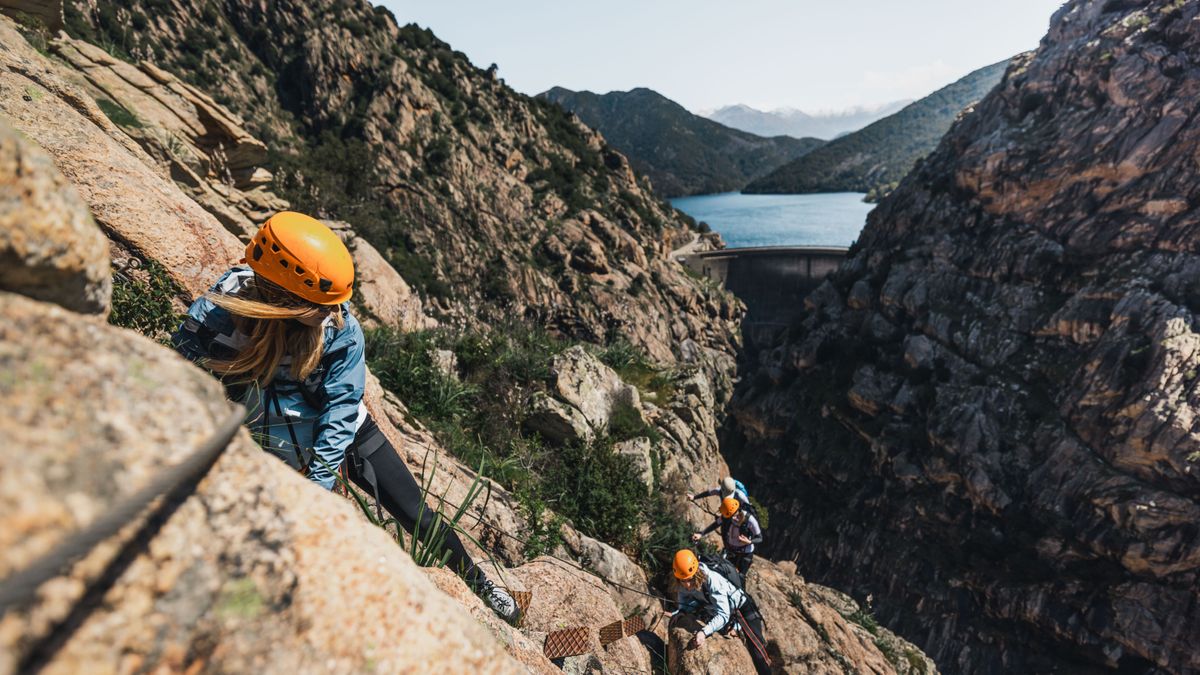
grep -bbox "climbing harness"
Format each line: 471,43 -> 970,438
735,606 -> 772,669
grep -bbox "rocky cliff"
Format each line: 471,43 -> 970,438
0,119 -> 535,675
726,1 -> 1200,673
62,0 -> 740,366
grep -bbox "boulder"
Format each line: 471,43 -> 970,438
421,567 -> 559,675
0,291 -> 527,675
0,119 -> 109,315
667,612 -> 756,675
550,346 -> 641,433
748,559 -> 923,674
0,18 -> 243,299
560,527 -> 653,615
524,391 -> 594,445
432,348 -> 459,380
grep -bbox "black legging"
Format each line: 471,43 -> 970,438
344,415 -> 485,587
730,550 -> 754,577
737,600 -> 771,675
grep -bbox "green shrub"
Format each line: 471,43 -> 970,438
787,589 -> 805,610
607,401 -> 659,443
598,338 -> 646,371
365,322 -> 566,495
636,498 -> 694,580
526,152 -> 590,214
542,440 -> 645,548
367,322 -> 679,552
11,10 -> 51,55
845,606 -> 880,636
747,494 -> 769,530
597,339 -> 676,403
516,481 -> 565,558
109,258 -> 184,344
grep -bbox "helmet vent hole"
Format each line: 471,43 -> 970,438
294,266 -> 305,275
319,278 -> 333,292
304,279 -> 314,287
252,244 -> 263,261
271,244 -> 280,253
280,260 -> 289,269
260,237 -> 267,244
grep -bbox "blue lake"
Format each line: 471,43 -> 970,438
669,192 -> 874,248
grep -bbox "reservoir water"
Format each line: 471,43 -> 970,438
669,192 -> 874,248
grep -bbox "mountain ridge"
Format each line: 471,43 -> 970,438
743,59 -> 1011,198
541,86 -> 824,197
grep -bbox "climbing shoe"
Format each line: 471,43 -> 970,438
479,579 -> 521,624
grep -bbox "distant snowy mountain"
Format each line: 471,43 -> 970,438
705,101 -> 911,140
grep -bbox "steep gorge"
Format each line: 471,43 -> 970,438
726,1 -> 1200,673
0,1 -> 937,672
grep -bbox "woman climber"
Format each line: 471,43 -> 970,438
171,211 -> 519,622
672,548 -> 770,674
692,496 -> 763,576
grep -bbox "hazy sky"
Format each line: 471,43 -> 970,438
380,0 -> 1065,113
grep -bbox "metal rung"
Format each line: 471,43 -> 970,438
598,620 -> 624,646
511,590 -> 532,626
623,615 -> 646,636
544,627 -> 591,660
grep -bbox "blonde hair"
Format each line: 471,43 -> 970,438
206,276 -> 344,386
679,566 -> 707,588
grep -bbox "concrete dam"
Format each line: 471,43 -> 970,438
677,245 -> 849,349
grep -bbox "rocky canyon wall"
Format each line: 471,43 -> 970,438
725,1 -> 1200,673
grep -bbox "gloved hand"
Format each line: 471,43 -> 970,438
685,492 -> 695,501
690,532 -> 701,543
689,631 -> 707,649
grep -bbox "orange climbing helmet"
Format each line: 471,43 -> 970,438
720,496 -> 741,518
673,549 -> 699,580
246,211 -> 354,305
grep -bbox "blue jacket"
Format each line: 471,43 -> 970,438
172,267 -> 366,489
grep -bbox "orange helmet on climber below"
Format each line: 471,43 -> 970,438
673,549 -> 699,580
720,496 -> 741,518
246,211 -> 354,305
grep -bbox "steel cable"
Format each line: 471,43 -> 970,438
0,406 -> 245,615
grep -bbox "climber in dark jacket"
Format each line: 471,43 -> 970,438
692,497 -> 762,576
172,211 -> 519,622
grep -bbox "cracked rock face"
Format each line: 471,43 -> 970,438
0,18 -> 243,300
725,1 -> 1200,673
